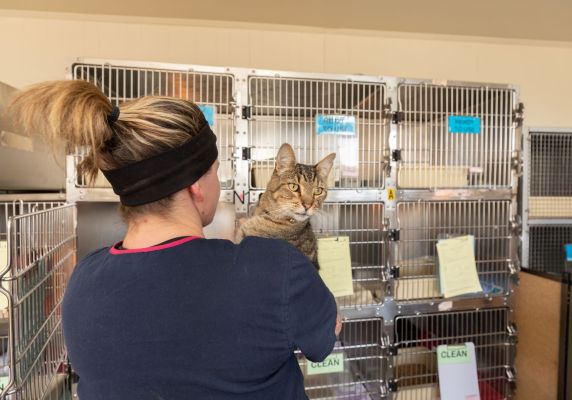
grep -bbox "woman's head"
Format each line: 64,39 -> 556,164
9,80 -> 219,225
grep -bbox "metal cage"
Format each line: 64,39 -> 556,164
297,318 -> 384,399
388,308 -> 516,399
71,62 -> 236,190
394,201 -> 515,302
0,202 -> 76,400
527,130 -> 572,219
248,75 -> 389,190
396,83 -> 517,190
526,225 -> 572,274
248,201 -> 386,312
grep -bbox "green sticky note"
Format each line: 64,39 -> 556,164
306,353 -> 344,375
437,344 -> 472,365
0,376 -> 9,390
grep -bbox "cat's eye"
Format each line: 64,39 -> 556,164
313,187 -> 324,196
288,183 -> 299,192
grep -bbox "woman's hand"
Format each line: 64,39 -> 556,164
335,313 -> 342,337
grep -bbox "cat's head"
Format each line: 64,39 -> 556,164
263,143 -> 335,222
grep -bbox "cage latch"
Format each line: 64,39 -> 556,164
510,215 -> 522,235
507,322 -> 518,339
508,261 -> 518,275
512,102 -> 525,125
506,366 -> 517,383
391,111 -> 403,124
387,379 -> 398,392
390,265 -> 400,279
242,147 -> 252,160
511,151 -> 523,176
388,229 -> 400,241
391,149 -> 402,162
241,105 -> 252,119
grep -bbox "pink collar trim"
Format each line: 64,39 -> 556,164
109,236 -> 202,255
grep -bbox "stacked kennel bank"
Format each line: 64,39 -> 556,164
69,59 -> 523,399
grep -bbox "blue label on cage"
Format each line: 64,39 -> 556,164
566,244 -> 572,262
198,105 -> 216,127
448,116 -> 481,134
315,115 -> 356,136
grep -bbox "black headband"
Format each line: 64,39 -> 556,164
102,124 -> 218,206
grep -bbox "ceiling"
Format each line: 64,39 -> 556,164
1,0 -> 571,43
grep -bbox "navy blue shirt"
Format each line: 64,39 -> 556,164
62,236 -> 337,400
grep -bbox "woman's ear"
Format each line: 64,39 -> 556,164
189,182 -> 204,202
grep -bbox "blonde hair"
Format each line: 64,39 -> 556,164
9,80 -> 208,220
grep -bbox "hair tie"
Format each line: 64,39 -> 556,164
107,106 -> 120,126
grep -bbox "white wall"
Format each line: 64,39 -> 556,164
1,10 -> 572,127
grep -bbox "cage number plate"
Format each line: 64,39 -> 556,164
307,353 -> 344,375
316,115 -> 356,136
448,115 -> 481,134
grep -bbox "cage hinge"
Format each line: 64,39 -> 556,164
242,147 -> 252,160
388,229 -> 400,241
391,149 -> 402,162
241,105 -> 252,119
391,111 -> 403,124
506,366 -> 517,383
512,102 -> 525,125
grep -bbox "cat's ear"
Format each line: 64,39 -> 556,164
315,153 -> 336,181
275,143 -> 296,174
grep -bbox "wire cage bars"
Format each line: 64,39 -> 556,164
0,202 -> 75,400
527,131 -> 572,219
389,308 -> 515,400
71,62 -> 236,189
396,83 -> 517,189
247,201 -> 386,310
297,318 -> 384,399
248,76 -> 389,190
527,225 -> 572,275
394,200 -> 514,302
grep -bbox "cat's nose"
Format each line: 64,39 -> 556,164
302,203 -> 311,210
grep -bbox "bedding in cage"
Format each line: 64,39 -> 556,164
393,200 -> 514,302
71,63 -> 236,189
247,202 -> 386,310
0,202 -> 75,399
387,308 -> 516,400
248,76 -> 389,190
396,83 -> 517,190
527,131 -> 572,218
297,318 -> 384,399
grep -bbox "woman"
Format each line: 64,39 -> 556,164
10,81 -> 340,399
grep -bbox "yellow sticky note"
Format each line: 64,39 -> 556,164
317,236 -> 354,297
436,236 -> 482,298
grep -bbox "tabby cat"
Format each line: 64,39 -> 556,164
236,143 -> 336,269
